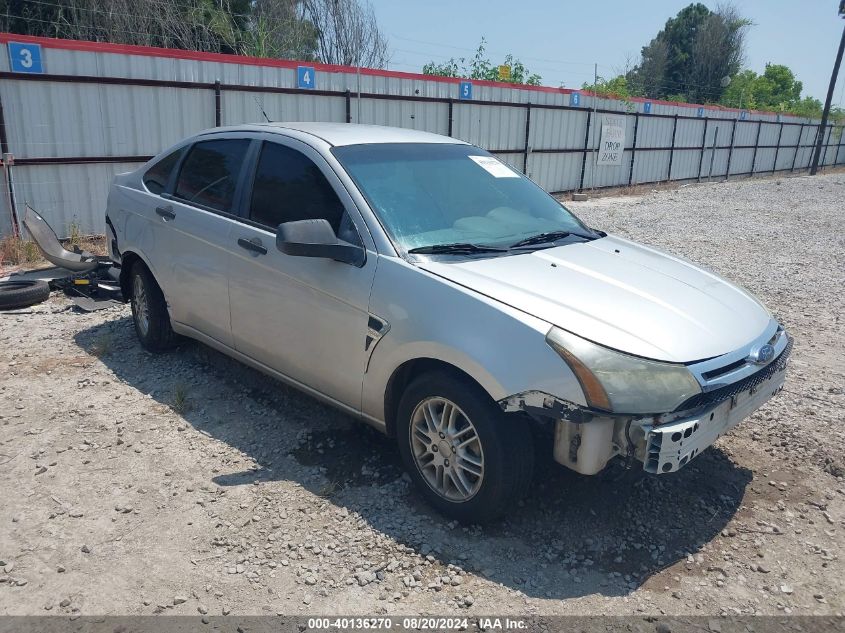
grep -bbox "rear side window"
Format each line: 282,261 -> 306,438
249,142 -> 345,232
143,148 -> 182,195
174,139 -> 250,212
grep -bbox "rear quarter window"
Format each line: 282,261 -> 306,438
174,139 -> 251,212
143,148 -> 182,195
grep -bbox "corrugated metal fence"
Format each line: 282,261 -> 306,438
1,34 -> 843,237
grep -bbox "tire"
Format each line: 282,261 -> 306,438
0,280 -> 50,310
396,371 -> 534,524
129,261 -> 179,352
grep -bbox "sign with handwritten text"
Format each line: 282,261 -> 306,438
596,115 -> 626,166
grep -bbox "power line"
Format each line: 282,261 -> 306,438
392,47 -> 599,81
390,33 -> 599,68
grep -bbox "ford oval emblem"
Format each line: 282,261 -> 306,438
748,344 -> 775,365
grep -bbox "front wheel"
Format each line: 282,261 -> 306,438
396,372 -> 534,523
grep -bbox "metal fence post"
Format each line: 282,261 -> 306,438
523,103 -> 531,175
447,98 -> 454,137
666,113 -> 678,181
0,91 -> 19,236
696,118 -> 709,182
750,120 -> 762,176
627,113 -> 639,187
345,90 -> 352,123
772,122 -> 784,174
578,110 -> 592,191
707,126 -> 719,181
791,123 -> 805,172
214,79 -> 222,127
820,124 -> 832,170
725,119 -> 737,180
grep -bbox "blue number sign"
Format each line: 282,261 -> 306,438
643,101 -> 652,114
740,110 -> 748,120
297,66 -> 315,89
8,42 -> 43,74
570,92 -> 580,107
459,81 -> 472,100
697,106 -> 705,117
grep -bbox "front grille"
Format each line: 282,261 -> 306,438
676,336 -> 792,412
701,358 -> 746,380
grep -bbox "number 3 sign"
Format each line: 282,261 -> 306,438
8,42 -> 44,74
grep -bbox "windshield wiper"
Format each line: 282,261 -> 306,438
407,242 -> 508,255
508,230 -> 575,248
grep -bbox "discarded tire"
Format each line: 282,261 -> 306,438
0,280 -> 51,310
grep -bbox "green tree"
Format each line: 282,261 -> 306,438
660,2 -> 712,95
582,75 -> 631,99
423,37 -> 541,86
720,69 -> 759,109
0,0 -> 320,59
720,64 -> 813,115
628,2 -> 749,102
758,64 -> 802,105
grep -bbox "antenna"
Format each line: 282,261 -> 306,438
253,95 -> 272,123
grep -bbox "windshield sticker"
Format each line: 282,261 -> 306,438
468,155 -> 520,178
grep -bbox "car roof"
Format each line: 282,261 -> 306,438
206,122 -> 469,147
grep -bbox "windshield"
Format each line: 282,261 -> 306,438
332,143 -> 595,253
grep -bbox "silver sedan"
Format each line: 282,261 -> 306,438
105,123 -> 790,522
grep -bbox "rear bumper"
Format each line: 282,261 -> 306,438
641,364 -> 787,474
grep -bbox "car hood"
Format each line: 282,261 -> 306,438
417,235 -> 772,362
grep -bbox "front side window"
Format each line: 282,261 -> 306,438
332,143 -> 595,252
174,139 -> 250,212
249,142 -> 347,235
143,148 -> 182,195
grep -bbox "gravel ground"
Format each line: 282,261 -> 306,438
0,172 -> 843,618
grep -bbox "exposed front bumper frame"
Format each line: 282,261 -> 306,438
498,351 -> 789,476
640,365 -> 787,474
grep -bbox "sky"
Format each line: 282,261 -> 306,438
369,0 -> 845,106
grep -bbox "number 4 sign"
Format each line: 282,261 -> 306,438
8,42 -> 44,74
297,66 -> 315,89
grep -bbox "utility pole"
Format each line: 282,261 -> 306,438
810,6 -> 845,175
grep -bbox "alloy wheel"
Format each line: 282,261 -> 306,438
132,274 -> 150,337
409,396 -> 485,501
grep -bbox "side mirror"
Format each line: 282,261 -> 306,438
276,219 -> 365,267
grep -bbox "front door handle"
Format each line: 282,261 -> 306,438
237,237 -> 267,255
155,205 -> 176,220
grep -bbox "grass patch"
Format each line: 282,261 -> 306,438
171,384 -> 190,414
67,221 -> 82,250
0,234 -> 42,268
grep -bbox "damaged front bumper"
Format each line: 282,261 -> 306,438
499,352 -> 789,476
640,365 -> 786,474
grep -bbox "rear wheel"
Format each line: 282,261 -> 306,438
396,371 -> 534,523
129,261 -> 179,352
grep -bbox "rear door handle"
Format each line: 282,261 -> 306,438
237,237 -> 267,255
155,205 -> 176,220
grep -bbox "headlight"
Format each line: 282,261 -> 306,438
546,327 -> 701,414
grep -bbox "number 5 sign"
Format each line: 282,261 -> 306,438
8,42 -> 44,74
